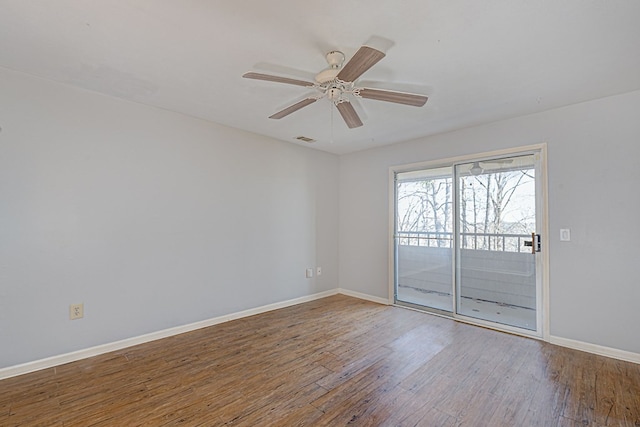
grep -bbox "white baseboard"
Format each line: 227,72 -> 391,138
550,335 -> 640,364
0,289 -> 339,381
9,291 -> 636,381
338,288 -> 391,305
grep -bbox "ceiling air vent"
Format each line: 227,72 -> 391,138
295,136 -> 315,143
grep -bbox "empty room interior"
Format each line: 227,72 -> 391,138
1,1 -> 639,426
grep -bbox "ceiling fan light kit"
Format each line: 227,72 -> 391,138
470,162 -> 484,176
243,43 -> 428,130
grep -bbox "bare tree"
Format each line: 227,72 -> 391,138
397,177 -> 452,246
460,169 -> 535,251
398,166 -> 534,252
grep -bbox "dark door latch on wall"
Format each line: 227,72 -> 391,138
524,233 -> 541,254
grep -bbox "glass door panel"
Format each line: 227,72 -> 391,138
455,155 -> 538,330
395,167 -> 453,312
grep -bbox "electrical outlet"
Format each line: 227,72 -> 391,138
70,303 -> 84,320
316,267 -> 322,276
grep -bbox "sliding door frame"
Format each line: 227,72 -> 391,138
389,143 -> 549,341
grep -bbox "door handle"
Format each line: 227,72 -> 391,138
524,233 -> 541,254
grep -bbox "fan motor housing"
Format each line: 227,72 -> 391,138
315,50 -> 345,83
315,68 -> 339,84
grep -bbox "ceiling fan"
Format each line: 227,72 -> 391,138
470,159 -> 515,175
242,45 -> 428,129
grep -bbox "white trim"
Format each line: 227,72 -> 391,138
539,145 -> 551,341
388,167 -> 397,305
550,336 -> 640,364
389,143 -> 548,176
388,143 -> 550,339
2,290 -> 638,380
0,289 -> 339,380
338,288 -> 391,305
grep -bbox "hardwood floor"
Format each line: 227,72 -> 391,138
1,295 -> 639,426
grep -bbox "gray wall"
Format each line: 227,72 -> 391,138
2,63 -> 639,369
0,68 -> 339,369
458,249 -> 535,309
397,245 -> 452,296
339,90 -> 640,354
398,246 -> 535,309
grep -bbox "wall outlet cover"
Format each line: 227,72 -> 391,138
70,303 -> 84,320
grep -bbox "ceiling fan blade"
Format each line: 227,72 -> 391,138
269,98 -> 317,119
358,88 -> 428,107
243,72 -> 314,87
335,102 -> 363,128
336,46 -> 385,82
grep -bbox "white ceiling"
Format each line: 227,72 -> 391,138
1,1 -> 639,155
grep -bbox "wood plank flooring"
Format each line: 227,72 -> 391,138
1,295 -> 639,426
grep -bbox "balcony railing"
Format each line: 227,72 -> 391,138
396,231 -> 531,253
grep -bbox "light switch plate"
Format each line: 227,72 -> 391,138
560,229 -> 571,241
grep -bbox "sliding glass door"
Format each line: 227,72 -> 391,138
455,155 -> 539,331
394,150 -> 544,336
395,167 -> 453,313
